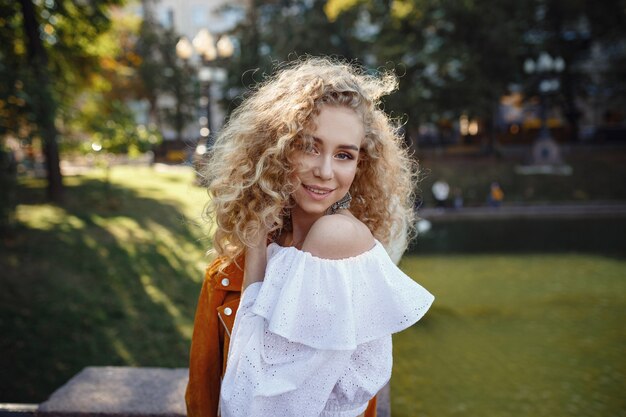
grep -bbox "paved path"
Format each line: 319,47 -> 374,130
418,202 -> 626,221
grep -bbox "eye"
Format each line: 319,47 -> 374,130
335,152 -> 355,160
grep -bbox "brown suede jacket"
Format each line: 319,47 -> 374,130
185,255 -> 378,417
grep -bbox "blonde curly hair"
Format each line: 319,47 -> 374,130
203,57 -> 418,267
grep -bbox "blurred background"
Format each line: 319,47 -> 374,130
1,0 -> 625,416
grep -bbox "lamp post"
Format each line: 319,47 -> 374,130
524,52 -> 565,165
175,30 -> 233,153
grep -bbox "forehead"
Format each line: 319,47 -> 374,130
309,106 -> 365,147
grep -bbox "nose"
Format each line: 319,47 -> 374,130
313,155 -> 333,180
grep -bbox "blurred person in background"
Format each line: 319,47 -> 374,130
488,181 -> 504,207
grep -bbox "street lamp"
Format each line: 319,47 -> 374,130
175,30 -> 233,152
524,52 -> 565,165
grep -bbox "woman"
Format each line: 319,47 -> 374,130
186,58 -> 434,417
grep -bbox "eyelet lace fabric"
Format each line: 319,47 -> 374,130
220,241 -> 434,417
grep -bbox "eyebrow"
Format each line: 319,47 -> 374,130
312,136 -> 360,152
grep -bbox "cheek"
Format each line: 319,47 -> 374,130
292,165 -> 307,180
338,163 -> 359,185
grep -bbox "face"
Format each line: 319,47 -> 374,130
291,105 -> 365,218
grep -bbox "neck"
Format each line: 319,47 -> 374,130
289,206 -> 324,246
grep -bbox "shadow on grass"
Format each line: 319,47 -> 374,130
1,176 -> 210,402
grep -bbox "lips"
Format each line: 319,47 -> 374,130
304,184 -> 334,194
302,184 -> 335,200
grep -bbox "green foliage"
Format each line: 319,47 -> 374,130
63,98 -> 161,155
218,0 -> 626,138
158,29 -> 197,140
135,17 -> 166,121
0,1 -> 37,140
56,10 -> 163,156
220,0 -> 365,111
351,0 -> 535,125
134,17 -> 197,140
0,0 -> 126,141
1,1 -> 194,158
1,0 -> 128,200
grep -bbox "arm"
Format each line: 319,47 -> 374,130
242,225 -> 270,292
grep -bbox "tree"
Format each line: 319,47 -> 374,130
220,0 -> 367,112
535,0 -> 626,141
210,0 -> 626,147
134,8 -> 196,142
343,0 -> 534,145
327,0 -> 626,145
0,0 -> 125,201
17,0 -> 63,201
158,28 -> 197,142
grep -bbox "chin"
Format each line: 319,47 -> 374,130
297,203 -> 330,216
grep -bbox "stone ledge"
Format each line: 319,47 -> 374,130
19,366 -> 390,417
38,367 -> 187,417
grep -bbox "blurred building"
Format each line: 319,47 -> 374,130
125,0 -> 247,162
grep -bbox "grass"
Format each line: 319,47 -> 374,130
1,166 -> 210,401
394,254 -> 626,417
1,165 -> 625,417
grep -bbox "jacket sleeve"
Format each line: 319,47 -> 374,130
186,270 -> 222,417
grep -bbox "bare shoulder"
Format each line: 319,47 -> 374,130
301,213 -> 375,260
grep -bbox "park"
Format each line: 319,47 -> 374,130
1,1 -> 625,417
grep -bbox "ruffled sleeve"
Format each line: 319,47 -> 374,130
219,241 -> 434,417
252,241 -> 434,350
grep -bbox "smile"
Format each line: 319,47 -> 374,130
303,185 -> 334,196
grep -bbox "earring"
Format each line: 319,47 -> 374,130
326,192 -> 352,215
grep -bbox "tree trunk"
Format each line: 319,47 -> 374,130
19,0 -> 63,202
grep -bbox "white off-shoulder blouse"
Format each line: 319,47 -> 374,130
220,240 -> 434,417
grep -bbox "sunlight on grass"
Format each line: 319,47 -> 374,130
105,216 -> 144,244
3,166 -> 209,401
105,328 -> 137,366
147,219 -> 209,283
17,205 -> 86,231
140,274 -> 193,340
108,166 -> 209,222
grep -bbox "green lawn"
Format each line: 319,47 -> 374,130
1,165 -> 625,417
1,166 -> 210,401
395,254 -> 626,417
